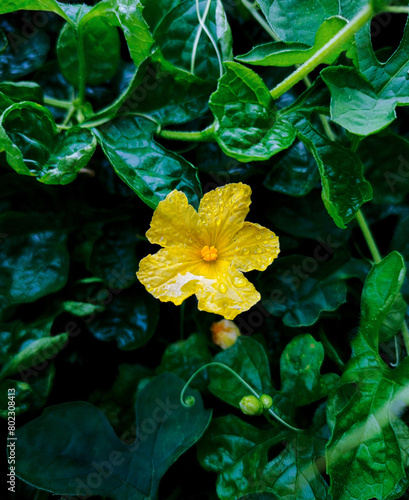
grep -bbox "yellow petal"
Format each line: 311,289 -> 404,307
198,183 -> 252,248
136,247 -> 213,305
146,190 -> 203,248
221,222 -> 280,272
196,264 -> 261,320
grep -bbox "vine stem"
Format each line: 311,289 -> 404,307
270,4 -> 374,99
355,211 -> 382,264
385,6 -> 409,13
180,362 -> 302,432
158,123 -> 216,142
44,96 -> 73,109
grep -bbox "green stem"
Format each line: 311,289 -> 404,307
44,96 -> 73,110
180,362 -> 302,432
61,105 -> 76,128
158,123 -> 216,142
385,6 -> 409,13
270,4 -> 374,99
355,210 -> 382,264
241,0 -> 281,41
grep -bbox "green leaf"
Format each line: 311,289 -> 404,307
0,369 -> 56,418
0,81 -> 43,104
322,19 -> 409,136
359,251 -> 406,354
62,301 -> 105,317
157,333 -> 212,389
145,0 -> 232,81
379,294 -> 407,343
237,16 -> 356,67
0,17 -> 50,81
256,0 -> 339,45
0,102 -> 96,184
57,16 -> 120,87
0,319 -> 61,416
87,289 -> 160,351
0,379 -> 32,417
0,0 -> 72,22
287,113 -> 372,228
197,405 -> 331,499
273,334 -> 339,418
208,336 -> 274,408
83,0 -> 154,68
0,230 -> 69,314
210,62 -> 296,161
86,221 -> 140,289
94,115 -> 202,209
264,140 -> 319,196
266,189 -> 350,244
15,373 -> 211,499
360,133 -> 409,204
327,252 -> 409,500
0,333 -> 67,380
258,255 -> 357,327
127,61 -> 213,126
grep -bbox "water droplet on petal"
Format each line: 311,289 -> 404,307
233,276 -> 246,288
256,247 -> 263,254
219,284 -> 227,294
255,233 -> 262,240
242,248 -> 249,255
235,247 -> 240,253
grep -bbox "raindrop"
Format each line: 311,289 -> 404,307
255,233 -> 262,240
242,248 -> 249,255
219,284 -> 227,294
233,277 -> 246,287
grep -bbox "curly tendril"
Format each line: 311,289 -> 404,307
180,362 -> 302,432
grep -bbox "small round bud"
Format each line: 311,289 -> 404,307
184,396 -> 195,407
211,319 -> 241,350
260,394 -> 273,410
239,395 -> 263,416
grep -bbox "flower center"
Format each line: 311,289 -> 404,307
201,245 -> 218,262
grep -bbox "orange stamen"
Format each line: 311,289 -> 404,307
201,245 -> 218,262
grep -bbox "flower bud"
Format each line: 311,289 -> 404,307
260,394 -> 273,410
211,319 -> 241,349
239,395 -> 264,416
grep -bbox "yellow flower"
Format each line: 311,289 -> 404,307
136,183 -> 279,320
211,319 -> 241,349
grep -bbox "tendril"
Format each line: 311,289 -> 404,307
180,361 -> 302,432
191,0 -> 223,79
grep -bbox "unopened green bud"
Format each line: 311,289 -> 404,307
239,395 -> 263,416
260,394 -> 273,410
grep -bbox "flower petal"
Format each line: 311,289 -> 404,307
137,247 -> 214,305
195,265 -> 261,320
221,222 -> 280,272
198,183 -> 252,248
146,190 -> 202,248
